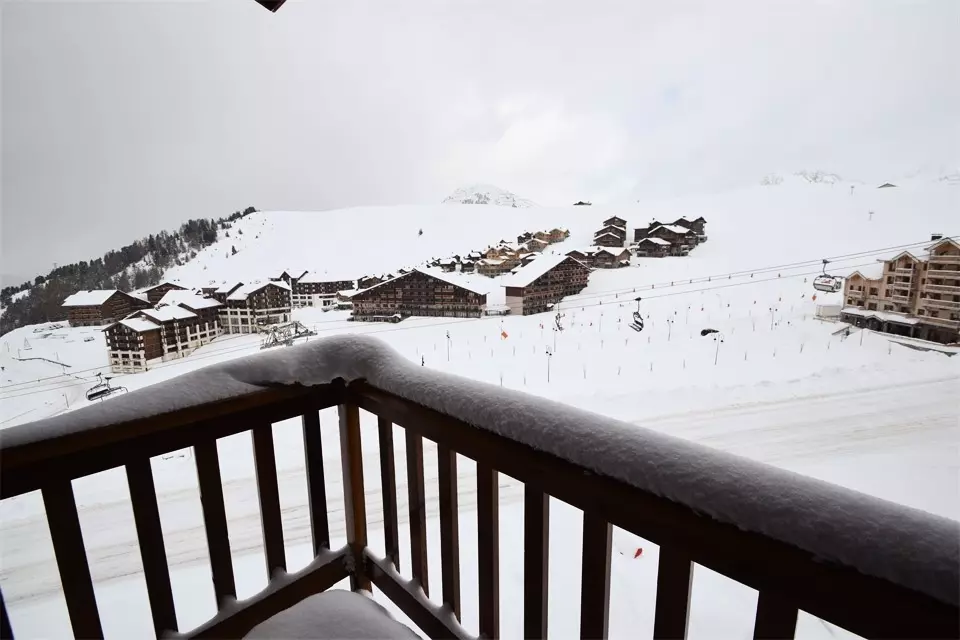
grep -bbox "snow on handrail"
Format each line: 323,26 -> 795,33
2,334 -> 957,607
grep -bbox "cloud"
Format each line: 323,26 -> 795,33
2,0 -> 958,277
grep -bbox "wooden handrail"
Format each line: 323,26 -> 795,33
0,335 -> 957,640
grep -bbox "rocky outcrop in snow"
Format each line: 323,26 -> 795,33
442,184 -> 536,208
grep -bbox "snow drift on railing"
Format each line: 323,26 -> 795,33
3,334 -> 958,607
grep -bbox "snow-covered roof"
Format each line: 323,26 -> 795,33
298,272 -> 354,285
502,255 -> 585,288
840,307 -> 920,325
139,306 -> 197,322
650,224 -> 695,235
636,237 -> 672,246
118,318 -> 161,332
61,290 -> 119,307
480,258 -> 504,265
594,232 -> 623,241
415,268 -> 489,295
215,282 -> 243,294
594,225 -> 626,235
157,289 -> 221,309
594,246 -> 630,256
228,280 -> 291,301
142,281 -> 186,292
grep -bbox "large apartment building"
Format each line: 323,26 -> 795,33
292,273 -> 355,308
104,292 -> 223,373
220,281 -> 292,334
351,269 -> 487,320
504,255 -> 591,315
61,290 -> 151,327
841,236 -> 960,343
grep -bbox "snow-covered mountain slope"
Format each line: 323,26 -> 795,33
441,183 -> 535,207
164,180 -> 958,290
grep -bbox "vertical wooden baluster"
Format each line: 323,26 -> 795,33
252,424 -> 286,576
753,592 -> 798,640
194,439 -> 237,607
580,512 -> 612,639
302,410 -> 330,554
405,429 -> 429,596
523,486 -> 549,640
477,464 -> 500,639
126,459 -> 178,636
1,586 -> 15,640
42,482 -> 104,638
653,547 -> 692,639
377,417 -> 400,570
339,403 -> 370,591
438,445 -> 461,620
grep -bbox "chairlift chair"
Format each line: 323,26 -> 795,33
629,297 -> 645,332
813,260 -> 843,293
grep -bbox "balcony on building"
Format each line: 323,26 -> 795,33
0,336 -> 956,640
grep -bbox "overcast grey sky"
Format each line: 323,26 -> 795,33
2,0 -> 958,281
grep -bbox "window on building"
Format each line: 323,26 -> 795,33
870,288 -> 879,295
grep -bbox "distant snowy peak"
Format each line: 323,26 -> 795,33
760,170 -> 844,187
442,184 -> 536,208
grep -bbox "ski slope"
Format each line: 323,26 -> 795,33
1,178 -> 958,638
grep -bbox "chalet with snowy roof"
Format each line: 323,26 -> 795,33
547,228 -> 570,243
477,258 -> 508,278
591,246 -> 631,269
565,248 -> 594,264
293,273 -> 356,309
351,269 -> 487,320
593,231 -> 625,248
632,237 -> 673,257
140,281 -> 188,305
593,221 -> 627,248
518,232 -> 534,244
459,259 -> 476,273
525,237 -> 549,252
671,216 -> 708,236
603,216 -> 627,228
220,281 -> 292,334
633,220 -> 665,242
646,224 -> 698,254
60,289 -> 151,327
504,255 -> 590,315
103,317 -> 163,373
439,258 -> 458,273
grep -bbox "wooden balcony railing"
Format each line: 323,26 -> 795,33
1,335 -> 957,640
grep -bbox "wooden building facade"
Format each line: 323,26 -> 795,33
103,318 -> 164,373
140,282 -> 187,305
221,282 -> 293,334
351,270 -> 487,320
61,290 -> 151,327
505,255 -> 591,315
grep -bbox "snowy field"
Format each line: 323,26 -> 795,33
1,178 -> 958,638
